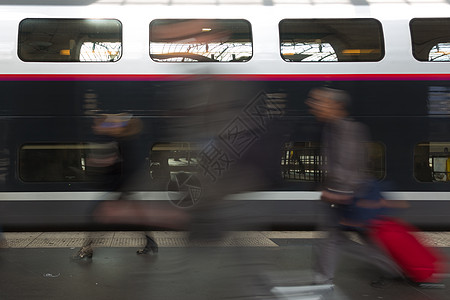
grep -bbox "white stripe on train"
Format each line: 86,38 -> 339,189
0,191 -> 448,201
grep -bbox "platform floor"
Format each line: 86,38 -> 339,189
0,231 -> 449,300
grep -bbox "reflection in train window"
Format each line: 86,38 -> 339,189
279,19 -> 384,62
150,143 -> 202,208
282,141 -> 385,182
368,142 -> 386,180
282,142 -> 324,181
150,19 -> 252,62
411,18 -> 450,62
18,18 -> 122,62
0,148 -> 9,184
149,143 -> 200,180
429,43 -> 450,61
19,143 -> 120,182
414,142 -> 450,182
427,86 -> 450,115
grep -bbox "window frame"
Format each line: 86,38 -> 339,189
281,141 -> 386,182
18,18 -> 123,63
149,18 -> 253,63
19,143 -> 121,183
414,142 -> 450,183
410,18 -> 450,62
279,18 -> 385,63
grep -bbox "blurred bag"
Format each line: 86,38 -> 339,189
369,217 -> 445,283
93,200 -> 190,229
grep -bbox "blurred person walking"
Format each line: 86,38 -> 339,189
73,113 -> 159,259
306,87 -> 404,287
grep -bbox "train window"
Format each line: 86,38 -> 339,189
367,142 -> 386,180
18,18 -> 122,62
282,141 -> 385,182
282,142 -> 324,181
149,143 -> 200,180
150,143 -> 202,208
414,142 -> 450,182
19,143 -> 120,182
149,19 -> 252,62
279,19 -> 384,62
410,18 -> 450,62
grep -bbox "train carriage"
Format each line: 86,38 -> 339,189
1,0 -> 450,230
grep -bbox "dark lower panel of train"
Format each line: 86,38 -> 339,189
0,200 -> 449,231
1,79 -> 450,230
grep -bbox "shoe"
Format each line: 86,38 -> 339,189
137,235 -> 158,255
72,242 -> 93,259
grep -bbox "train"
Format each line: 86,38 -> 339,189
1,0 -> 450,231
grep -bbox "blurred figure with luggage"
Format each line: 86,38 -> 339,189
306,86 -> 405,287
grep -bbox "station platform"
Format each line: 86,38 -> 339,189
0,231 -> 449,300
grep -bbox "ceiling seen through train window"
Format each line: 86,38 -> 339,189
279,18 -> 384,62
149,19 -> 252,62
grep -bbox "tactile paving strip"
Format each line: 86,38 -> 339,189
111,237 -> 147,247
2,231 -> 279,248
413,232 -> 450,247
2,231 -> 450,248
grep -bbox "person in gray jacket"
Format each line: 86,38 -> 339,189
306,87 -> 403,287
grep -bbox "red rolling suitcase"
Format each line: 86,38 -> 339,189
369,217 -> 445,283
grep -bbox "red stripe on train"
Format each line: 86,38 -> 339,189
1,74 -> 450,81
